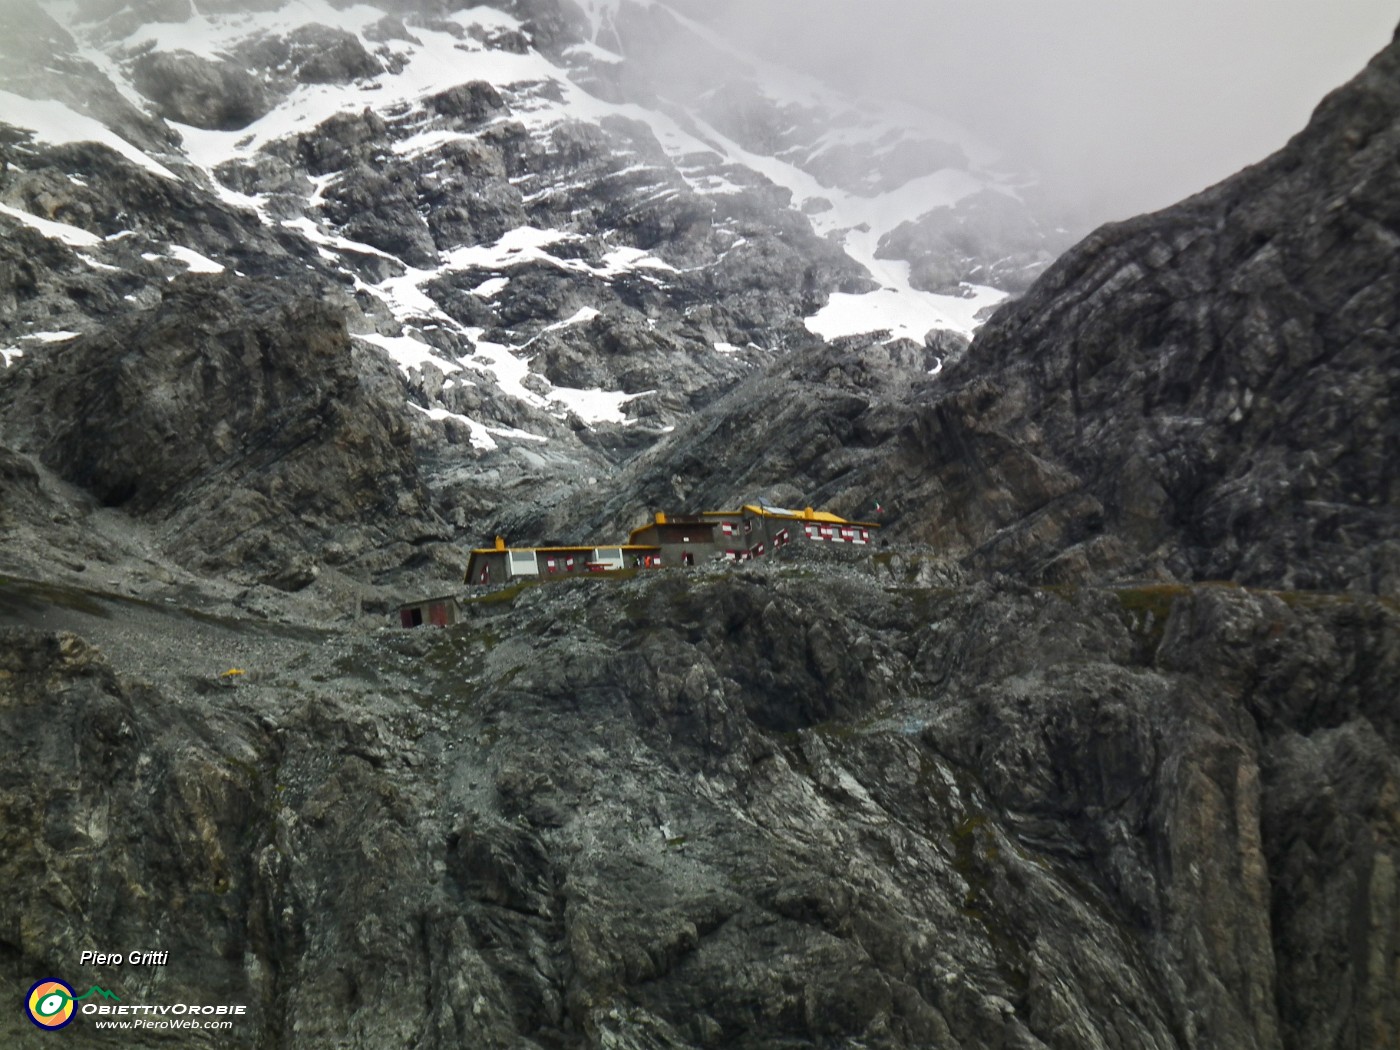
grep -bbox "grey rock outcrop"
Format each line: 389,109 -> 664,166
247,24 -> 384,85
876,188 -> 1076,294
131,50 -> 273,131
0,277 -> 443,584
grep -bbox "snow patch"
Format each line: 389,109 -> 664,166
356,332 -> 462,376
544,306 -> 600,330
470,276 -> 510,298
463,325 -> 638,426
441,225 -> 575,271
547,384 -> 646,426
117,1 -> 386,61
598,245 -> 675,274
0,90 -> 179,181
805,283 -> 1006,342
167,245 -> 225,273
0,202 -> 101,247
22,331 -> 83,343
75,253 -> 121,272
409,402 -> 545,452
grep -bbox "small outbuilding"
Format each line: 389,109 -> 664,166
398,594 -> 460,628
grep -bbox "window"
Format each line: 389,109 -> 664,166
508,550 -> 540,577
565,556 -> 575,571
592,547 -> 624,570
546,558 -> 557,573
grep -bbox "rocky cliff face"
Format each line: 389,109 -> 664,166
2,277 -> 445,590
2,571 -> 1397,1049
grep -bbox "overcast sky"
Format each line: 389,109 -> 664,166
697,0 -> 1398,227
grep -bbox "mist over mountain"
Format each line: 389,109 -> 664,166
689,0 -> 1400,226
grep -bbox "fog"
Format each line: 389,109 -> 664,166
693,0 -> 1398,227
2,0 -> 1394,230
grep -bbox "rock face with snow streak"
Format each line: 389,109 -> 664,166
876,188 -> 1076,294
131,50 -> 274,130
0,0 -> 1044,577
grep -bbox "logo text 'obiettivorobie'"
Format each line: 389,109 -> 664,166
25,980 -> 119,1030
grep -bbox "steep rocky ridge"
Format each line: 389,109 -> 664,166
848,27 -> 1400,592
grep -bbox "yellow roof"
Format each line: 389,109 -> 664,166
739,504 -> 879,528
637,505 -> 880,531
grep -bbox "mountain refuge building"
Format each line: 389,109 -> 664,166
463,503 -> 880,587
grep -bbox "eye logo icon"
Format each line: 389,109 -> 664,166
26,979 -> 76,1029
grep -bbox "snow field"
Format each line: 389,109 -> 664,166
12,0 -> 1032,449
